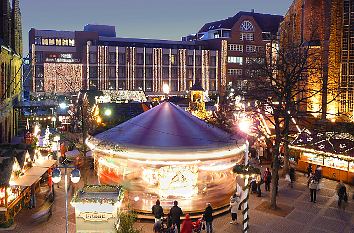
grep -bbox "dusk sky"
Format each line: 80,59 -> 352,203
21,0 -> 293,55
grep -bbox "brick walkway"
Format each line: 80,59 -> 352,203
2,170 -> 354,233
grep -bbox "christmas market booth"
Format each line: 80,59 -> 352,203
0,145 -> 56,227
291,130 -> 354,183
87,102 -> 246,215
71,185 -> 124,233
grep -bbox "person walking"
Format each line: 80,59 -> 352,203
229,193 -> 240,224
180,214 -> 193,233
336,180 -> 348,209
307,163 -> 313,177
169,200 -> 183,233
256,172 -> 262,197
289,167 -> 295,188
203,203 -> 213,233
263,168 -> 272,192
152,200 -> 164,223
308,173 -> 319,203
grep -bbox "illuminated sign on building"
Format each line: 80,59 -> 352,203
45,53 -> 80,63
79,212 -> 113,222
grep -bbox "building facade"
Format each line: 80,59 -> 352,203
30,26 -> 219,96
282,0 -> 354,120
195,11 -> 283,94
0,0 -> 22,143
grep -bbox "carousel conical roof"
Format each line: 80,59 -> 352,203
93,102 -> 238,150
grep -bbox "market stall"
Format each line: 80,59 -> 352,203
290,130 -> 354,183
88,102 -> 246,214
71,185 -> 124,233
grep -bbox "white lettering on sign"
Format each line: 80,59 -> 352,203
79,212 -> 113,222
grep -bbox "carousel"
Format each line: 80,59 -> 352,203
87,102 -> 246,214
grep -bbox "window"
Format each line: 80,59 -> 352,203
89,53 -> 97,63
109,52 -> 116,64
228,44 -> 243,52
118,66 -> 125,78
89,80 -> 98,90
145,80 -> 153,91
146,53 -> 153,65
171,67 -> 178,78
209,68 -> 216,79
135,80 -> 143,90
118,53 -> 126,64
146,68 -> 153,78
35,80 -> 44,92
228,69 -> 242,76
171,54 -> 176,65
195,55 -> 202,66
108,67 -> 116,78
171,80 -> 178,91
108,80 -> 116,90
55,38 -> 62,46
35,52 -> 43,63
118,80 -> 126,90
136,53 -> 143,65
48,38 -> 55,46
162,54 -> 169,65
68,39 -> 75,46
35,66 -> 44,78
245,57 -> 264,64
246,45 -> 256,53
136,67 -> 143,78
163,67 -> 169,77
240,21 -> 254,32
240,33 -> 254,41
256,46 -> 265,53
210,56 -> 217,66
62,39 -> 68,46
188,55 -> 194,66
42,38 -> 48,45
34,37 -> 41,45
227,56 -> 243,65
210,80 -> 216,90
187,68 -> 193,79
89,67 -> 98,78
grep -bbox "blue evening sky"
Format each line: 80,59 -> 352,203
20,0 -> 293,55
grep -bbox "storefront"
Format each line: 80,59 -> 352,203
71,185 -> 124,233
291,131 -> 354,183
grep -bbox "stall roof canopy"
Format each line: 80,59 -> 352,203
93,102 -> 238,149
292,130 -> 354,157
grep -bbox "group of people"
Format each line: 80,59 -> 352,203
250,167 -> 272,197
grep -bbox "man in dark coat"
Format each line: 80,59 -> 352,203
203,203 -> 213,233
169,200 -> 183,233
152,199 -> 164,222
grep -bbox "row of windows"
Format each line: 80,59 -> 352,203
89,66 -> 217,79
34,37 -> 75,47
240,33 -> 254,41
228,44 -> 265,53
90,52 -> 217,66
228,69 -> 242,76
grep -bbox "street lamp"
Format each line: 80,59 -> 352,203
52,166 -> 80,233
104,108 -> 112,116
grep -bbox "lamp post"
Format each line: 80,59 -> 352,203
52,166 -> 81,233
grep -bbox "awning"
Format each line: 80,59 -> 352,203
13,174 -> 41,187
34,159 -> 57,168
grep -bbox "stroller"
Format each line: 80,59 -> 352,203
192,218 -> 203,233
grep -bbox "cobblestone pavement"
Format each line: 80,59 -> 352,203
2,169 -> 354,233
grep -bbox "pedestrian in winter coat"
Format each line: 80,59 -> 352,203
256,173 -> 262,197
229,194 -> 240,224
336,181 -> 348,209
203,203 -> 213,233
152,200 -> 164,222
263,168 -> 272,191
180,214 -> 193,233
307,164 -> 313,177
289,167 -> 295,188
314,165 -> 322,181
308,174 -> 318,203
169,201 -> 183,233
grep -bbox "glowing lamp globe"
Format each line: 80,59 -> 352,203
59,102 -> 68,109
239,119 -> 252,134
70,169 -> 81,184
52,168 -> 62,183
104,109 -> 112,116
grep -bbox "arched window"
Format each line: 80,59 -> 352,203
240,21 -> 254,31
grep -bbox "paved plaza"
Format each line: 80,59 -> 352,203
2,170 -> 354,233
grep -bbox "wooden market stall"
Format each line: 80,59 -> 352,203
291,130 -> 354,184
0,145 -> 57,228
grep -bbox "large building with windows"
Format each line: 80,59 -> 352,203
30,26 -> 219,95
282,0 -> 354,120
194,11 -> 283,94
0,0 -> 22,143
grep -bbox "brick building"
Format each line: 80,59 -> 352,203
195,11 -> 283,94
0,0 -> 22,143
282,0 -> 354,120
